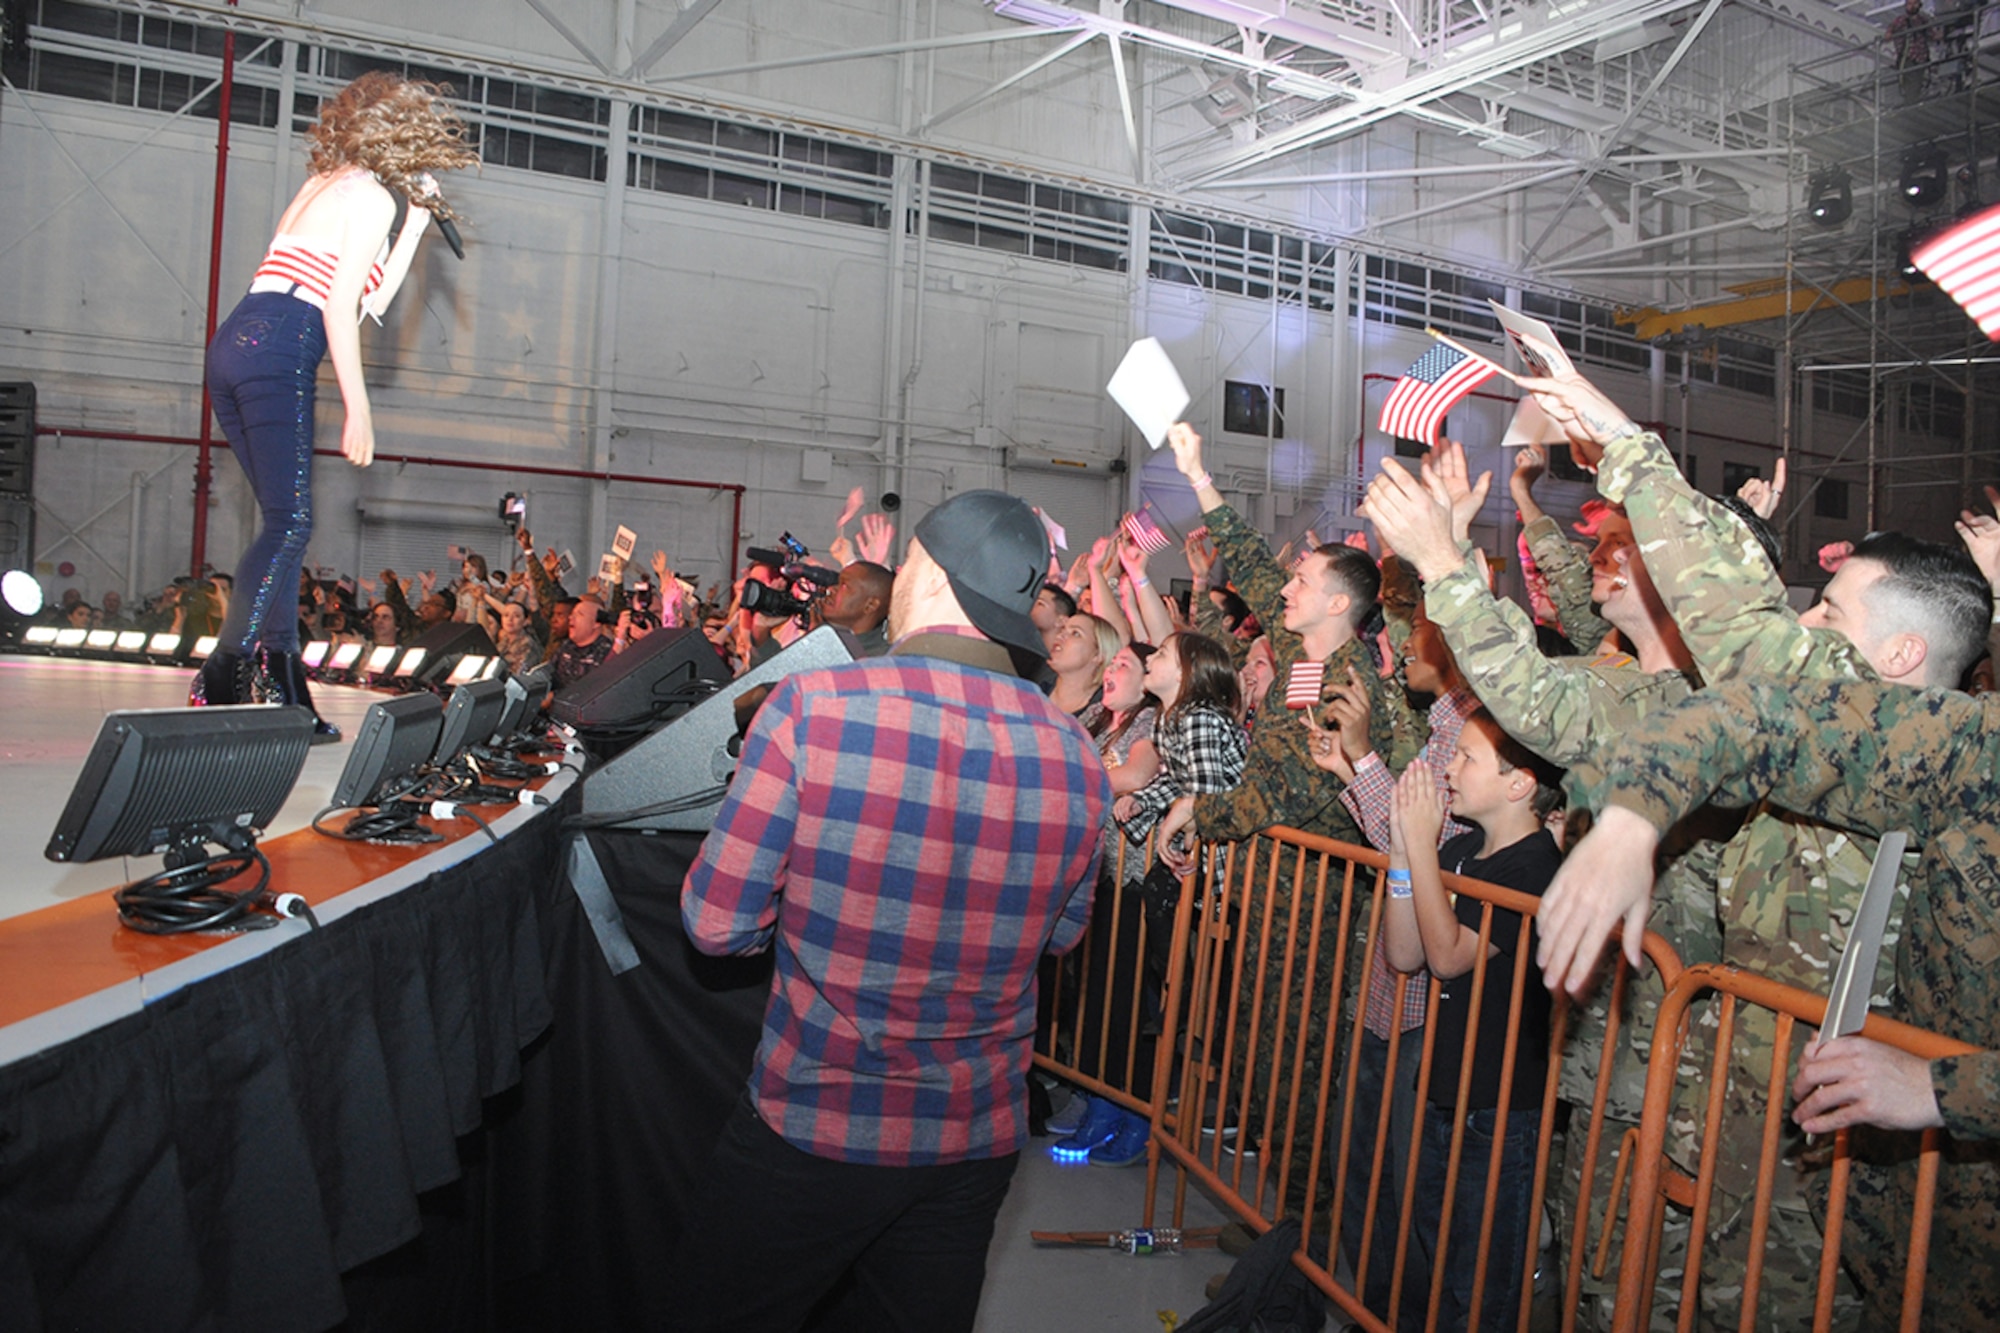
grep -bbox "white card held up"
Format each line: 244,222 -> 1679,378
1488,302 -> 1575,380
1500,394 -> 1570,449
1107,337 -> 1190,449
598,553 -> 624,583
1035,506 -> 1069,552
612,525 -> 638,562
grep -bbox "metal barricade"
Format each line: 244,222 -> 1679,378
1612,963 -> 1978,1333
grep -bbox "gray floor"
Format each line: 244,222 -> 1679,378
976,1122 -> 1236,1333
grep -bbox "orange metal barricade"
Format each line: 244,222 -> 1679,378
1043,824 -> 1681,1333
1611,963 -> 1978,1333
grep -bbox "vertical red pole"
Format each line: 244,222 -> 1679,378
190,6 -> 238,577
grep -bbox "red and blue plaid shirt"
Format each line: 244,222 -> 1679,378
683,627 -> 1111,1167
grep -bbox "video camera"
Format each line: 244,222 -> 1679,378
741,532 -> 842,620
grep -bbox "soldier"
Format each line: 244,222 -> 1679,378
1538,676 -> 2000,1332
1360,442 -> 1720,1332
1153,421 -> 1408,1219
1522,368 -> 1992,1330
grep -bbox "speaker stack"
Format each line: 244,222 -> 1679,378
0,383 -> 33,571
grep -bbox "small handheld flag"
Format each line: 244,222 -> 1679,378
1285,660 -> 1326,710
1122,510 -> 1172,554
1378,341 -> 1500,446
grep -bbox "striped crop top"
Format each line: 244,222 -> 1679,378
248,233 -> 388,311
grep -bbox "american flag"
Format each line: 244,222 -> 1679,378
1122,509 -> 1172,554
1378,341 -> 1499,446
1913,202 -> 2000,341
1284,659 -> 1325,710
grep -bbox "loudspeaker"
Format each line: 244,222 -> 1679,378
0,383 -> 34,495
403,620 -> 500,689
0,493 -> 31,570
549,624 -> 731,732
579,625 -> 855,832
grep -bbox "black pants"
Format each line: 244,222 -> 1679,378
664,1096 -> 1020,1333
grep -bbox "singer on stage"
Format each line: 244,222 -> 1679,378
191,72 -> 476,738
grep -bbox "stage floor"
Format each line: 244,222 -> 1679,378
0,655 -> 380,924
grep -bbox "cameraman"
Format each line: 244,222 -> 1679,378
819,560 -> 894,657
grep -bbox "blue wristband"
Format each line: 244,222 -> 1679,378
1386,868 -> 1413,900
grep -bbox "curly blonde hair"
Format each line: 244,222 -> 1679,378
307,72 -> 479,221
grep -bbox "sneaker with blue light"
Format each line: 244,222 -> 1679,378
1087,1110 -> 1150,1167
1050,1095 -> 1123,1161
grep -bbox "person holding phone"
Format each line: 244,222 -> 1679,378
190,72 -> 477,740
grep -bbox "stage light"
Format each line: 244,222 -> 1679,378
1808,168 -> 1852,226
394,647 -> 427,679
433,678 -> 508,765
1897,228 -> 1924,280
445,654 -> 489,687
2,569 -> 43,618
148,632 -> 183,656
86,629 -> 117,650
332,694 -> 444,810
301,640 -> 330,669
192,636 -> 219,659
365,645 -> 398,675
329,642 -> 364,671
55,627 -> 87,648
1901,146 -> 1947,208
480,656 -> 503,681
24,625 -> 59,645
115,631 -> 148,653
46,706 -> 314,934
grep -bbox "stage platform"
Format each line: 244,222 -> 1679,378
0,655 -> 382,923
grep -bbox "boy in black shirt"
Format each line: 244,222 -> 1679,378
1384,709 -> 1565,1333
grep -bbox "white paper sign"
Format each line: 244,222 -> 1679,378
1489,302 -> 1575,380
1107,337 -> 1191,449
1500,394 -> 1570,449
1035,506 -> 1069,552
597,553 -> 624,583
612,525 -> 638,562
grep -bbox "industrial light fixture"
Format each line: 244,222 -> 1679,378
1807,168 -> 1852,226
1896,228 -> 1925,281
1,569 -> 42,642
1901,145 -> 1947,208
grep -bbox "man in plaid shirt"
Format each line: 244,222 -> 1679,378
670,490 -> 1111,1333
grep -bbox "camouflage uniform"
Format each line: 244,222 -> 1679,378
1592,678 -> 2000,1333
1523,513 -> 1614,652
1423,541 -> 1719,1332
1195,504 -> 1410,1216
1596,428 -> 1893,1330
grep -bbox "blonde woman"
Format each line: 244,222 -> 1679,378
192,72 -> 477,739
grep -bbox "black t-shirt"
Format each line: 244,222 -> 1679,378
1426,827 -> 1562,1112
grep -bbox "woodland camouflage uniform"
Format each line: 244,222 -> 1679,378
1592,677 -> 2000,1333
1195,503 -> 1414,1216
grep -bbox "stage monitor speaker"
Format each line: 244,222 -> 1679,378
579,624 -> 854,832
0,492 -> 32,570
403,620 -> 499,689
549,624 -> 731,733
0,382 -> 34,495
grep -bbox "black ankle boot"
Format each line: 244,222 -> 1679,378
266,649 -> 341,744
189,647 -> 248,706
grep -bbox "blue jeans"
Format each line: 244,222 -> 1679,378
1338,1028 -> 1423,1319
205,291 -> 327,654
1402,1102 -> 1544,1333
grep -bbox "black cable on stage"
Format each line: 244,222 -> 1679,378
114,848 -> 275,935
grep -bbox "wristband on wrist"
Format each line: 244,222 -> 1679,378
1386,868 -> 1414,900
1132,574 -> 1150,588
1188,471 -> 1214,493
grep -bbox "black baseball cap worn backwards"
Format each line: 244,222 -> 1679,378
914,490 -> 1054,660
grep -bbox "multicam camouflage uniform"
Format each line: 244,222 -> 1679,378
1591,678 -> 2000,1333
1422,541 -> 1720,1332
1596,428 -> 1898,1331
1523,513 -> 1614,652
1194,504 -> 1412,1216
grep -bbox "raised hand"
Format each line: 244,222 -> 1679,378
828,534 -> 857,567
1514,372 -> 1637,472
1422,439 -> 1493,544
1737,457 -> 1787,521
1817,540 -> 1854,574
1390,759 -> 1444,855
1954,483 -> 2000,590
1359,457 -> 1462,583
1299,694 -> 1357,782
516,526 -> 534,553
857,512 -> 895,565
420,569 -> 438,595
1166,422 -> 1207,486
1535,805 -> 1661,996
1184,527 -> 1217,582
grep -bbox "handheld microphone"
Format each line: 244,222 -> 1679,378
436,215 -> 465,260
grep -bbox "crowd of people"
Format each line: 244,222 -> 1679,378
669,358 -> 2000,1332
